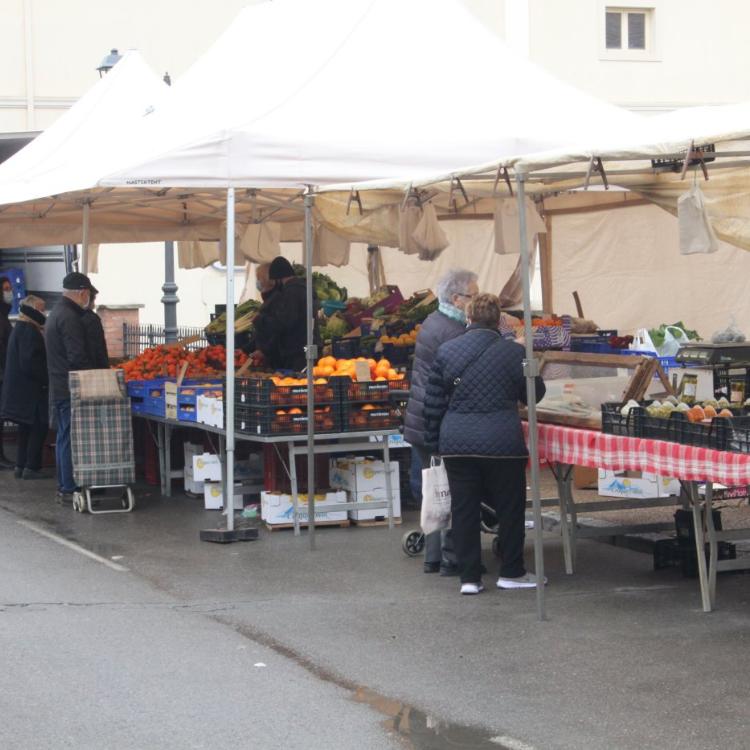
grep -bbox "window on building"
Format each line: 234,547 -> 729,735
605,7 -> 652,51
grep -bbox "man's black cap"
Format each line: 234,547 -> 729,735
63,272 -> 96,293
269,256 -> 295,280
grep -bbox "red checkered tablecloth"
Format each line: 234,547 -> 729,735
524,422 -> 750,485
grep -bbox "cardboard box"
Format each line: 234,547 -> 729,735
573,466 -> 598,489
204,481 -> 245,510
183,465 -> 205,495
598,470 -> 680,499
197,394 -> 224,428
261,490 -> 348,526
347,488 -> 402,521
193,453 -> 222,482
329,457 -> 399,494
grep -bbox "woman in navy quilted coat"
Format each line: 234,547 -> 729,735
424,293 -> 545,595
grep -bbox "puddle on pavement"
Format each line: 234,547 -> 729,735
353,686 -> 511,749
216,616 -> 515,750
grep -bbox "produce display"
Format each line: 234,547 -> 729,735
312,356 -> 405,382
621,396 -> 735,422
204,299 -> 261,336
293,265 -> 348,302
121,344 -> 248,381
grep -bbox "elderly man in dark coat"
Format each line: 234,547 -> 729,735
1,295 -> 49,479
45,272 -> 95,503
403,268 -> 478,574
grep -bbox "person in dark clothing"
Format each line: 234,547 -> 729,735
82,288 -> 109,368
253,256 -> 315,371
424,293 -> 546,595
0,276 -> 14,468
1,296 -> 49,479
404,269 -> 477,574
45,272 -> 95,503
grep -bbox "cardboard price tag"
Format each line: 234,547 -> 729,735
354,361 -> 372,382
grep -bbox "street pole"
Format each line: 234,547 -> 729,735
161,240 -> 179,343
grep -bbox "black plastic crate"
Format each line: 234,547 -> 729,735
235,376 -> 337,407
713,365 -> 750,402
235,403 -> 341,436
341,402 -> 402,432
381,342 -> 414,366
601,402 -> 645,438
333,375 -> 410,403
640,409 -> 729,450
331,337 -> 361,359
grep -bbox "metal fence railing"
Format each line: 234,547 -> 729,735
122,324 -> 208,359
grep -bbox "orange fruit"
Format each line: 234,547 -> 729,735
319,356 -> 337,368
377,358 -> 391,370
362,404 -> 377,411
375,376 -> 387,381
275,409 -> 287,416
320,365 -> 334,376
387,368 -> 399,380
288,407 -> 303,415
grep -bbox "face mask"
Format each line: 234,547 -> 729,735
255,280 -> 264,292
80,292 -> 91,309
2,291 -> 12,305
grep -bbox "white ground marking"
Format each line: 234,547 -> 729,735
16,519 -> 129,572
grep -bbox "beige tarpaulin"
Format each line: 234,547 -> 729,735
549,202 -> 750,337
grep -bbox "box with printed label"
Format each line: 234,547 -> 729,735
193,453 -> 222,482
329,457 -> 399,494
203,481 -> 245,510
197,394 -> 224,428
183,465 -> 205,495
261,490 -> 347,526
347,488 -> 402,521
598,470 -> 680,499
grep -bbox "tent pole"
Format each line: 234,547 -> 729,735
80,201 -> 90,273
516,174 -> 547,622
225,188 -> 236,533
304,193 -> 316,550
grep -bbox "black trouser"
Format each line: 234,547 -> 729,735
16,417 -> 47,472
443,457 -> 527,583
413,444 -> 455,566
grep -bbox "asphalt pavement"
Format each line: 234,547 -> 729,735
1,472 -> 750,750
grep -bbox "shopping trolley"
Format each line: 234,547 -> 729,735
69,369 -> 135,514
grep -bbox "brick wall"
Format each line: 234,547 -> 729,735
97,306 -> 141,359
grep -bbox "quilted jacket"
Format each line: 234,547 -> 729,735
403,310 -> 466,447
423,324 -> 545,458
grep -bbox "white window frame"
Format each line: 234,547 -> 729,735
599,2 -> 659,62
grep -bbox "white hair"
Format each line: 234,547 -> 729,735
435,269 -> 478,305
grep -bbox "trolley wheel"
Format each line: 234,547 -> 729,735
492,536 -> 501,557
73,491 -> 86,513
401,530 -> 425,557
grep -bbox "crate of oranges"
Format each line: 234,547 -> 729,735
313,356 -> 409,402
235,374 -> 337,407
343,402 -> 402,432
236,404 -> 340,436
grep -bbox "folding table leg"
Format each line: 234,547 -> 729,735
288,441 -> 300,537
553,463 -> 574,575
688,482 -> 712,612
704,482 -> 718,609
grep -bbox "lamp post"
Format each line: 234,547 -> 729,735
158,72 -> 178,342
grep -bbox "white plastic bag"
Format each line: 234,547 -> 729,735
659,326 -> 690,357
412,203 -> 449,259
677,184 -> 718,255
420,457 -> 451,535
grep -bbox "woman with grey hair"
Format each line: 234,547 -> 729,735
404,268 -> 478,574
1,295 -> 49,479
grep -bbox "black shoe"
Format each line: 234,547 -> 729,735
439,563 -> 460,577
423,562 -> 440,574
13,467 -> 23,479
23,469 -> 50,480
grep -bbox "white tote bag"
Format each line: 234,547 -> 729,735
420,457 -> 452,535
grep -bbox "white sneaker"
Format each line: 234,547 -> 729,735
460,582 -> 485,595
496,572 -> 547,590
